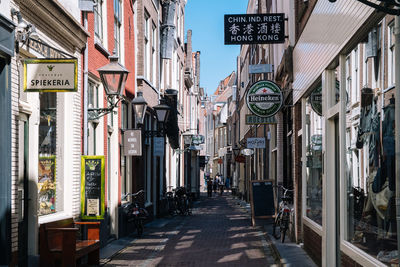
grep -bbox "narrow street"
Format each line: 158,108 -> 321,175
102,193 -> 275,267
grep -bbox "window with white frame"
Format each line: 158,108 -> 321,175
388,22 -> 395,87
114,0 -> 122,59
144,11 -> 151,80
352,47 -> 360,103
346,55 -> 352,106
88,81 -> 99,155
152,24 -> 157,85
94,0 -> 104,43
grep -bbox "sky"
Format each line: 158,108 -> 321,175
184,0 -> 248,96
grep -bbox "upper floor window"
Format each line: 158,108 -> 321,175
388,22 -> 395,87
94,0 -> 104,43
345,55 -> 351,106
144,11 -> 151,79
114,0 -> 122,59
152,24 -> 157,85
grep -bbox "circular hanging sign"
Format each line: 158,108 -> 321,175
246,80 -> 283,118
310,85 -> 322,116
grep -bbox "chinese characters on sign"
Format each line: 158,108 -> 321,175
224,14 -> 285,45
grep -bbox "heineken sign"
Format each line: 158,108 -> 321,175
310,86 -> 322,116
246,80 -> 283,118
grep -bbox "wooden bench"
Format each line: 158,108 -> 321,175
39,218 -> 100,267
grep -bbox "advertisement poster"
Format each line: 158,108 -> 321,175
81,156 -> 105,219
38,156 -> 56,215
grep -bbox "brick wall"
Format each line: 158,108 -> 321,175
304,224 -> 322,266
293,102 -> 302,242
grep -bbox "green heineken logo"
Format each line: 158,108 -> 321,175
310,85 -> 322,116
246,80 -> 283,118
47,65 -> 55,71
86,160 -> 99,171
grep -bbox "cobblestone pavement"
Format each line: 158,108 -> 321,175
102,193 -> 276,267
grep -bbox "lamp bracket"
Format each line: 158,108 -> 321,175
88,95 -> 122,121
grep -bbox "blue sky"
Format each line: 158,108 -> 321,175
185,0 -> 248,96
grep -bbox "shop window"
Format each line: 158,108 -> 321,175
38,93 -> 58,216
88,81 -> 99,155
345,86 -> 397,264
305,96 -> 323,225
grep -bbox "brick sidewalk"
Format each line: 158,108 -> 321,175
103,193 -> 276,266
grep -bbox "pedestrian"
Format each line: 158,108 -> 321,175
213,175 -> 218,193
207,177 -> 213,197
219,178 -> 224,195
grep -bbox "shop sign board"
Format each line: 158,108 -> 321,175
24,58 -> 78,92
124,129 -> 142,156
154,137 -> 165,157
310,85 -> 322,116
249,64 -> 273,74
246,80 -> 283,118
224,13 -> 285,45
247,138 -> 266,149
81,156 -> 105,220
245,114 -> 277,125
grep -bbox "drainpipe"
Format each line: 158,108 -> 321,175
394,14 -> 400,267
83,12 -> 88,156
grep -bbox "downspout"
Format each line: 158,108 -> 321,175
83,12 -> 88,156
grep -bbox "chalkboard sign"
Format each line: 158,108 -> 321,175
250,180 -> 275,226
81,156 -> 105,220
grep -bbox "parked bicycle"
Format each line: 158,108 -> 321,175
273,185 -> 294,243
122,190 -> 149,237
174,187 -> 193,216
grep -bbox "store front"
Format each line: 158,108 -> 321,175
293,1 -> 397,266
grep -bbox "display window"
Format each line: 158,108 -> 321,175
305,90 -> 323,225
345,87 -> 397,264
38,92 -> 57,216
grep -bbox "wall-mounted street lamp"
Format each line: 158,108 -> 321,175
131,91 -> 148,126
132,94 -> 171,136
88,53 -> 129,121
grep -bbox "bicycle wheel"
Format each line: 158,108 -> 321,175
273,214 -> 281,239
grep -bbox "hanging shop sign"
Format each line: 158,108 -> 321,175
123,129 -> 142,156
81,156 -> 105,220
23,58 -> 78,92
241,148 -> 254,156
310,85 -> 322,116
246,80 -> 283,118
249,64 -> 273,74
247,138 -> 266,149
224,13 -> 285,45
154,137 -> 165,157
245,114 -> 277,125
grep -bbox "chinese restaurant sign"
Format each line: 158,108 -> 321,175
38,156 -> 56,216
246,80 -> 283,118
81,156 -> 105,220
24,58 -> 78,92
224,13 -> 285,45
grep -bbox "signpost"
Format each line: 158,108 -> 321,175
246,80 -> 283,118
81,156 -> 105,220
23,58 -> 78,92
245,114 -> 277,125
224,13 -> 285,45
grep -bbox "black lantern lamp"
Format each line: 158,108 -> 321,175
154,99 -> 171,124
232,145 -> 241,158
131,91 -> 148,126
97,53 -> 129,96
88,52 -> 129,120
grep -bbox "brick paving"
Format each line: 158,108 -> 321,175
103,193 -> 275,267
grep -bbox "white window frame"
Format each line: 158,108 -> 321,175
388,22 -> 395,87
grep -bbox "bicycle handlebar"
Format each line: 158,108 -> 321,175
122,190 -> 145,200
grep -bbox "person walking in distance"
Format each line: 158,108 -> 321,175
207,177 -> 213,197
